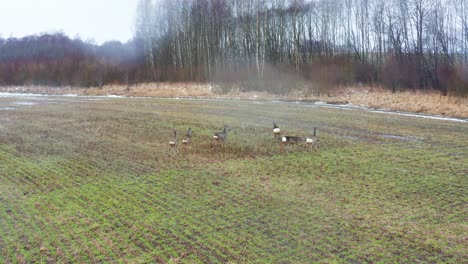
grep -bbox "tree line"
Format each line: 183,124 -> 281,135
1,0 -> 467,96
135,0 -> 468,96
0,33 -> 144,87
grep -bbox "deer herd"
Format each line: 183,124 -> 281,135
169,122 -> 319,155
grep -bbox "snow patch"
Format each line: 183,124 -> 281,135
0,92 -> 127,99
14,102 -> 36,106
0,92 -> 46,98
374,111 -> 467,123
311,102 -> 467,123
1,92 -> 466,123
382,134 -> 423,142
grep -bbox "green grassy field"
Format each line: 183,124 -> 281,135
0,96 -> 467,263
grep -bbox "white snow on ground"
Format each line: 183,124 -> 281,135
311,102 -> 467,123
0,92 -> 466,123
370,109 -> 467,123
382,134 -> 423,142
14,102 -> 36,106
105,95 -> 126,98
0,93 -> 127,99
0,93 -> 48,97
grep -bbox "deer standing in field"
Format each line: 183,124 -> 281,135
181,127 -> 193,151
168,129 -> 178,156
212,125 -> 231,149
273,122 -> 281,138
306,127 -> 319,151
280,127 -> 319,152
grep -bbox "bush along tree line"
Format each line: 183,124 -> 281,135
1,0 -> 467,96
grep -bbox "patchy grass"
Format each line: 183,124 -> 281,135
2,83 -> 467,118
0,96 -> 467,263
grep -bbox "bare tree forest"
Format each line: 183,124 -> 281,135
0,33 -> 145,87
0,0 -> 466,96
135,0 -> 468,96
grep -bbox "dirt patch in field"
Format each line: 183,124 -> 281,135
1,83 -> 467,118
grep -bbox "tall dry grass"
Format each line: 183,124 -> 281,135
324,87 -> 468,118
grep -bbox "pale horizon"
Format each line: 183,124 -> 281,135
0,0 -> 138,44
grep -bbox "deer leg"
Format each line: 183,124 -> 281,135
168,147 -> 173,157
211,140 -> 217,152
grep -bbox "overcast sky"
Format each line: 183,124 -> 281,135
0,0 -> 138,44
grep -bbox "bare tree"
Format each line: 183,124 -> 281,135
130,0 -> 467,95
